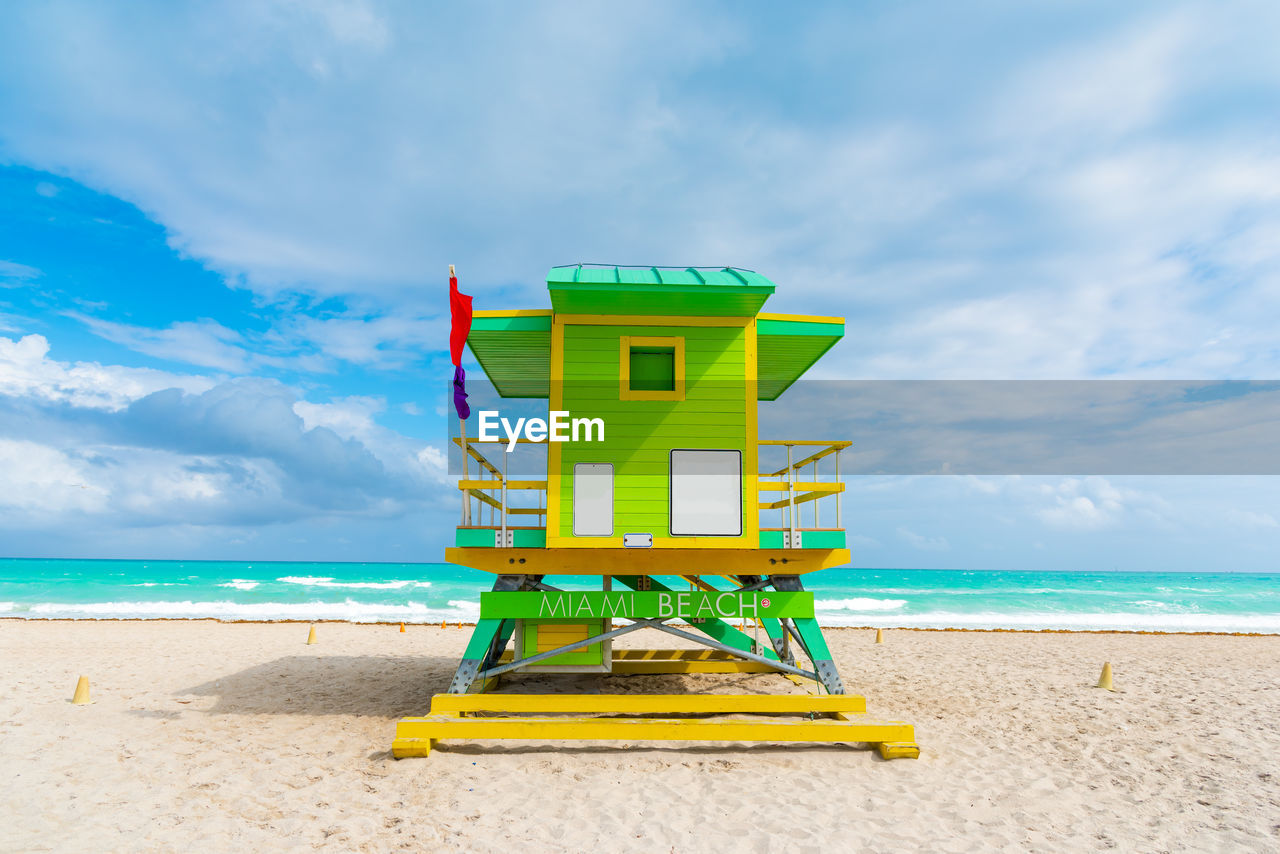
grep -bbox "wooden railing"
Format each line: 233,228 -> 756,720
453,438 -> 547,542
758,440 -> 849,546
453,436 -> 848,549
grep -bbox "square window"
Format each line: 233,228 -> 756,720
619,336 -> 684,401
629,346 -> 675,391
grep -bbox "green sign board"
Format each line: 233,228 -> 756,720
481,590 -> 813,621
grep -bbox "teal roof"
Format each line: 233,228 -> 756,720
546,265 -> 775,316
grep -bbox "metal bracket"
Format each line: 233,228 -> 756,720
447,659 -> 484,694
494,529 -> 513,548
447,575 -> 526,693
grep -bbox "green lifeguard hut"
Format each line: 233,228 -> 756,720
392,265 -> 918,759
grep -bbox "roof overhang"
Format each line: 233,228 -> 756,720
756,313 -> 844,400
466,310 -> 552,398
466,310 -> 842,401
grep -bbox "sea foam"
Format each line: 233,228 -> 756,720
815,597 -> 908,611
20,598 -> 471,622
276,576 -> 430,590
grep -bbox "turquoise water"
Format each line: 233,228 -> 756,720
2,559 -> 1277,632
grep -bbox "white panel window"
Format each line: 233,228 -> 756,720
573,463 -> 613,536
669,450 -> 742,537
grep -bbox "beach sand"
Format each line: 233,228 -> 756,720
1,621 -> 1277,852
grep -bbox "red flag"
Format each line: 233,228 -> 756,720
449,268 -> 472,420
449,270 -> 472,367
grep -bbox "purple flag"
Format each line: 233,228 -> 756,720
453,365 -> 470,420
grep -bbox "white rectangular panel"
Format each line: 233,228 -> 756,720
669,450 -> 742,537
572,463 -> 613,536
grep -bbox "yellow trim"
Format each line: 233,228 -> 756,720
472,309 -> 553,318
759,488 -> 843,510
457,480 -> 547,491
543,535 -> 751,549
428,693 -> 868,715
445,546 -> 850,575
556,314 -> 751,327
744,318 -> 759,547
759,440 -> 853,447
619,335 -> 685,401
757,312 -> 846,325
546,315 -> 565,539
757,482 -> 843,493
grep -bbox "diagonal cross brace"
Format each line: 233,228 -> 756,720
615,575 -> 781,660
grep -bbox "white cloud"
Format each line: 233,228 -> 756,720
276,310 -> 444,368
0,330 -> 455,540
2,3 -> 1278,384
1034,477 -> 1146,530
0,333 -> 214,409
69,313 -> 254,372
0,438 -> 107,514
293,395 -> 384,440
0,260 -> 42,287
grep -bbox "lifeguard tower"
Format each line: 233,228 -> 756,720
392,265 -> 918,759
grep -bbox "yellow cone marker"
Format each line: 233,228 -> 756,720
306,625 -> 317,645
875,629 -> 884,644
1096,662 -> 1114,691
71,675 -> 91,705
441,620 -> 446,630
399,622 -> 406,633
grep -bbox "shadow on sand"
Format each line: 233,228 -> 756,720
179,654 -> 784,718
180,655 -> 456,717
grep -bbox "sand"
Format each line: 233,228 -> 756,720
1,621 -> 1278,853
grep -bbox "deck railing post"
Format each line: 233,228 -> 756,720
835,448 -> 841,530
501,447 -> 508,546
787,444 -> 796,547
813,458 -> 819,529
460,419 -> 471,526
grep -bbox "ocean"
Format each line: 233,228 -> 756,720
1,559 -> 1277,633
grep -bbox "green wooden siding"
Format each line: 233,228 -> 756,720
558,323 -> 747,538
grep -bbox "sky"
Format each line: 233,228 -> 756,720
1,1 -> 1278,568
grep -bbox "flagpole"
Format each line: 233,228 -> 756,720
452,264 -> 472,527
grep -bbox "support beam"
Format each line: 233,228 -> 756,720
738,574 -> 793,664
771,575 -> 846,694
448,575 -> 525,694
476,618 -> 661,681
430,693 -> 868,716
646,622 -> 817,682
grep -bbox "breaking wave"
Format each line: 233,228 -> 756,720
815,597 -> 908,611
276,576 -> 431,590
13,599 -> 473,622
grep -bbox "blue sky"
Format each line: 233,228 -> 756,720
1,1 -> 1278,567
